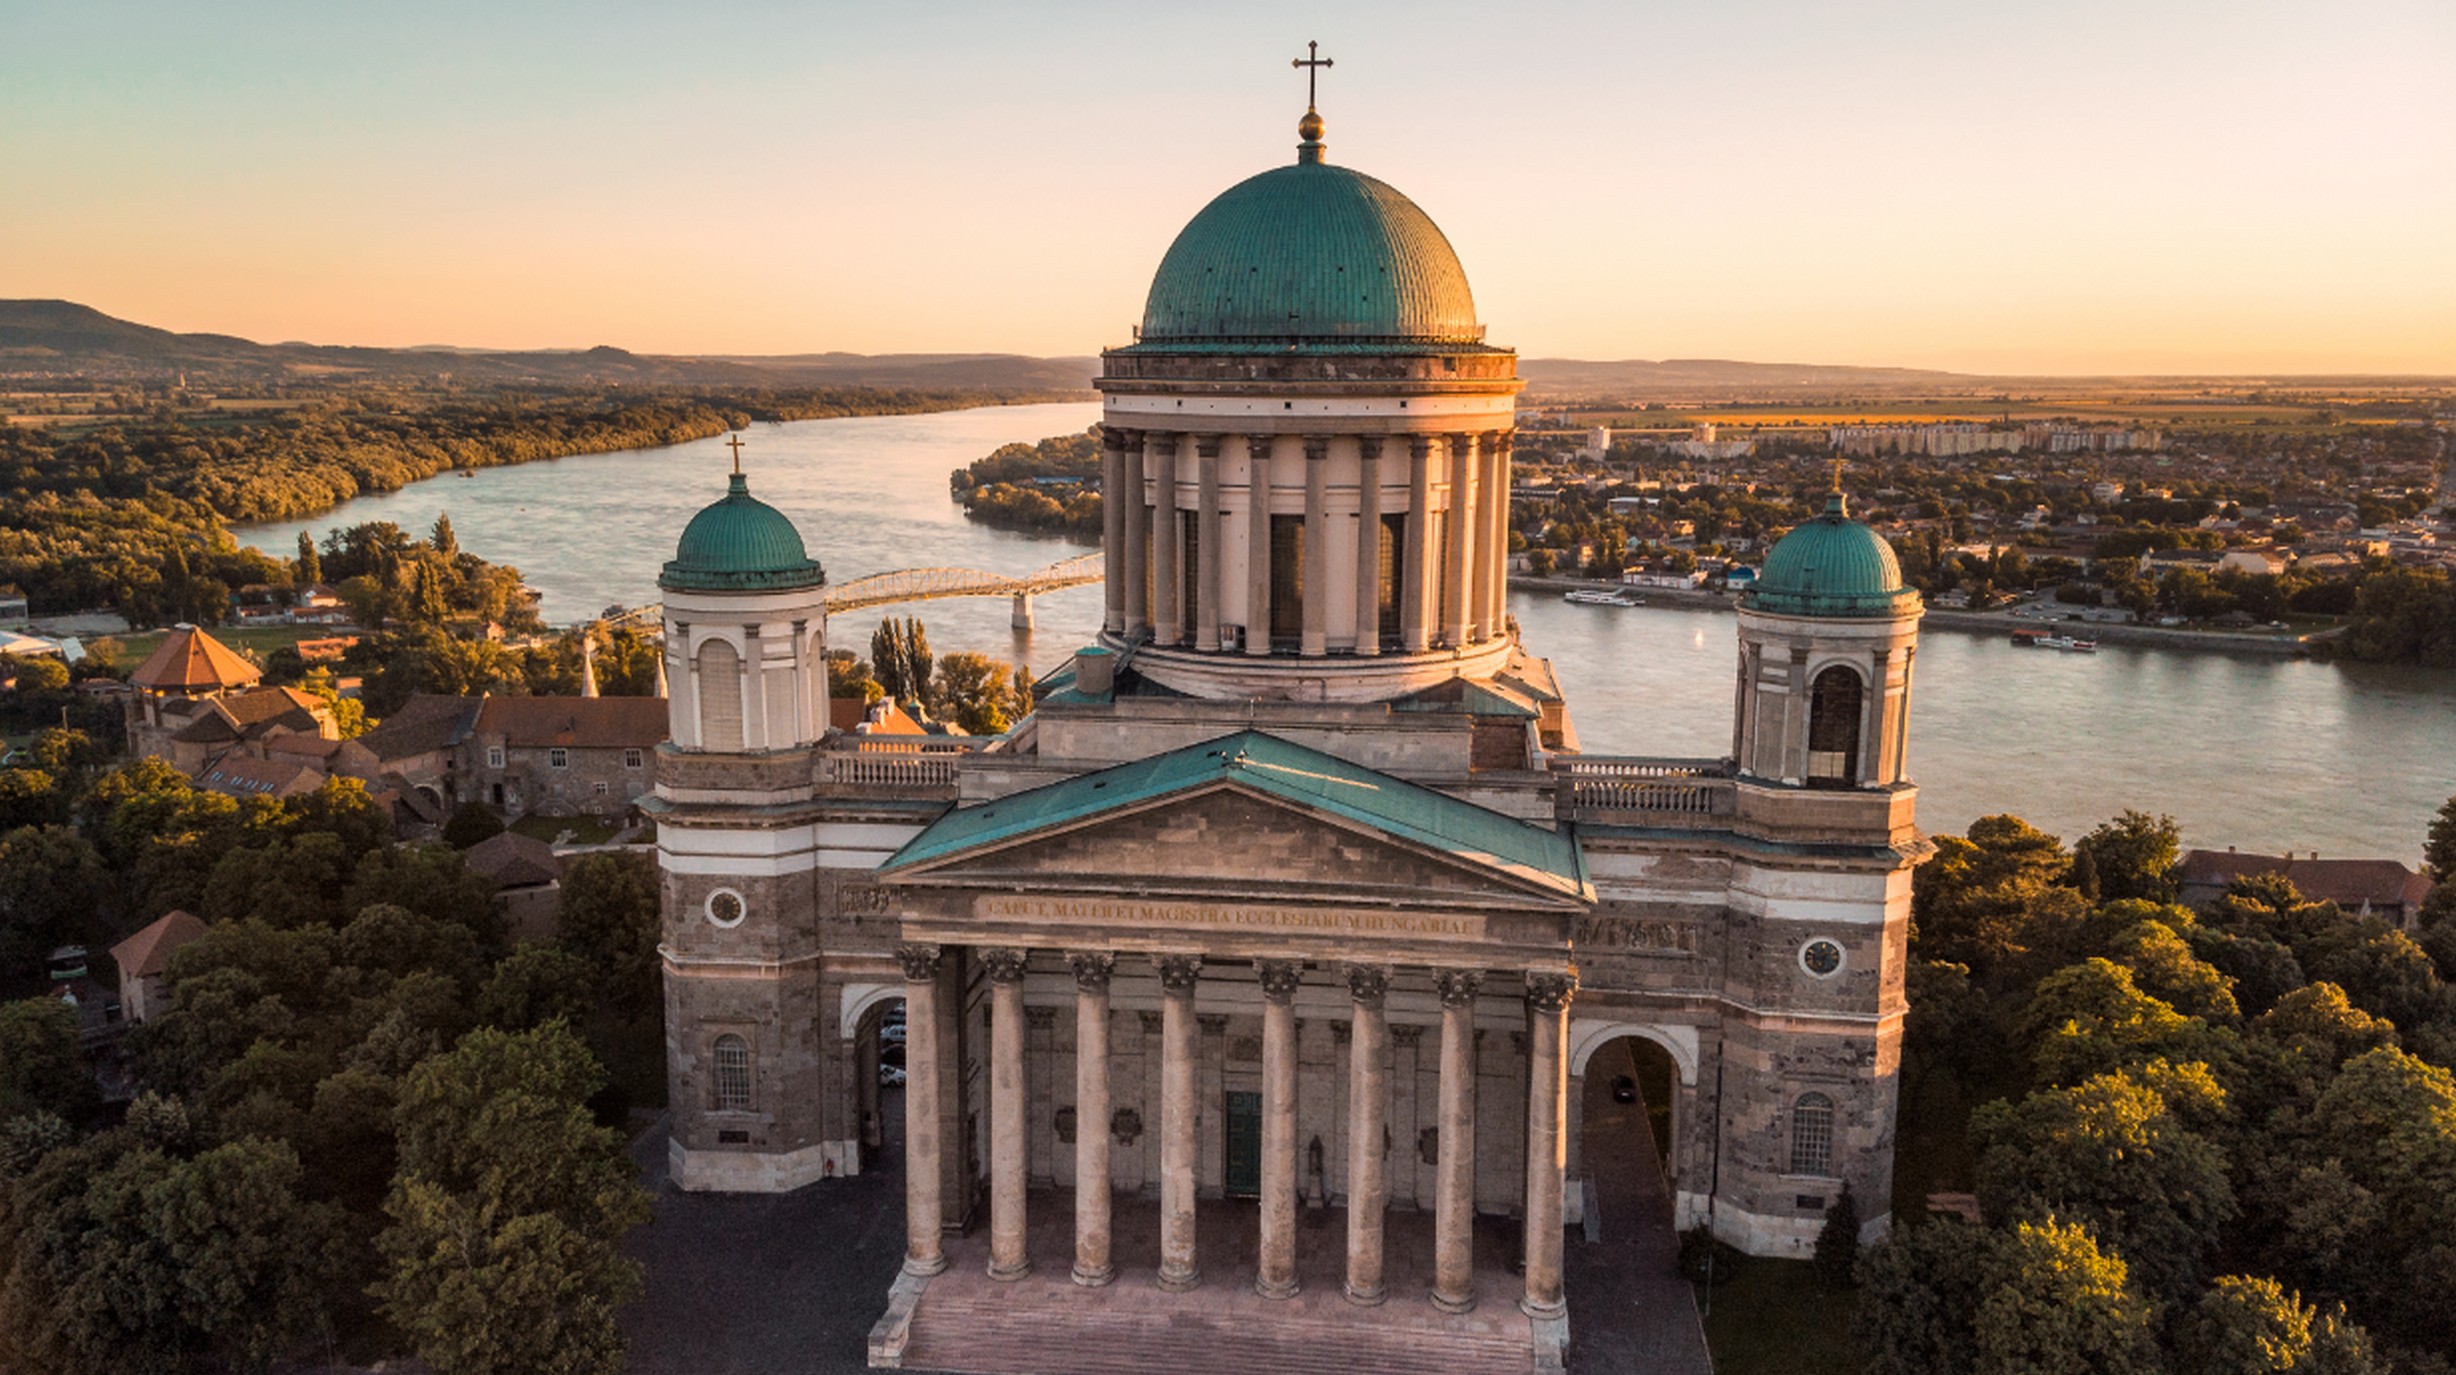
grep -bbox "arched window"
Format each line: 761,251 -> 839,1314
1790,1092 -> 1835,1176
1806,666 -> 1863,789
697,638 -> 744,752
712,1034 -> 752,1112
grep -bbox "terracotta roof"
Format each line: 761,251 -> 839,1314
167,687 -> 325,744
108,910 -> 208,978
129,625 -> 261,692
475,695 -> 668,749
464,829 -> 565,888
194,753 -> 326,800
830,696 -> 926,736
357,693 -> 481,762
2180,849 -> 2434,913
264,732 -> 345,762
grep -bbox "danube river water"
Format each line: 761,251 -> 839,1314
235,402 -> 2456,863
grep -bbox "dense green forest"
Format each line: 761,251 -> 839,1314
948,427 -> 1103,539
1838,802 -> 2456,1375
0,385 -> 1059,617
0,750 -> 664,1373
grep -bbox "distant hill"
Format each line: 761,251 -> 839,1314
0,300 -> 1099,393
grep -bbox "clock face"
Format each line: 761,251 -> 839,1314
1800,938 -> 1844,977
707,889 -> 746,928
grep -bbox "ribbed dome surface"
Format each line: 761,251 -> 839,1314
1137,160 -> 1481,345
1744,496 -> 1921,619
660,473 -> 824,595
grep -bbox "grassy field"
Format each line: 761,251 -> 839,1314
113,622 -> 340,668
1697,1259 -> 1862,1375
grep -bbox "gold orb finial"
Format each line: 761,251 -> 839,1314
1298,107 -> 1325,142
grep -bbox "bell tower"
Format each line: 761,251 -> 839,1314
652,452 -> 847,1190
1732,493 -> 1922,792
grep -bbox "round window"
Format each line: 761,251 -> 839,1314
1799,938 -> 1845,978
706,888 -> 746,929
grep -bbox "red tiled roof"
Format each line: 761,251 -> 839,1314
475,695 -> 668,749
464,829 -> 565,888
830,696 -> 925,736
108,910 -> 208,978
194,753 -> 325,800
129,625 -> 261,692
358,693 -> 481,761
2180,849 -> 2434,912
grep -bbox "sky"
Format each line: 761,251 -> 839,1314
5,0 -> 2453,374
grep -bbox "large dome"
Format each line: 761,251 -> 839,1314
1137,150 -> 1482,347
660,472 -> 825,595
1744,495 -> 1921,619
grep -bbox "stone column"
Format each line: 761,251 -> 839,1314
1403,437 -> 1433,653
1861,648 -> 1890,786
1067,952 -> 1115,1286
1521,971 -> 1577,1319
1154,954 -> 1202,1291
1444,434 -> 1477,647
1196,437 -> 1223,652
1150,431 -> 1181,646
1119,429 -> 1148,635
1244,437 -> 1273,657
898,943 -> 948,1277
1343,964 -> 1393,1306
1431,969 -> 1484,1312
1353,437 -> 1384,656
1101,430 -> 1127,633
1301,437 -> 1330,656
1255,959 -> 1303,1299
1474,435 -> 1505,640
1491,434 -> 1514,632
984,947 -> 1031,1280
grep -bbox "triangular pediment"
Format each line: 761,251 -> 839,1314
881,732 -> 1590,909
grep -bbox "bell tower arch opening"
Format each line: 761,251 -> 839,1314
1806,665 -> 1864,789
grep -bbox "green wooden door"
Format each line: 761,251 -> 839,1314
1224,1090 -> 1262,1197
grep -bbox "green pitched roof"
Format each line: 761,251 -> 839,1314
1130,153 -> 1485,349
1743,494 -> 1921,619
659,473 -> 825,595
882,730 -> 1590,901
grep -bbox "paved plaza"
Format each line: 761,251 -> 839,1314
621,1074 -> 1709,1375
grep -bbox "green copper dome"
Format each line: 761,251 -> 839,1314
1744,495 -> 1921,619
659,473 -> 825,595
1136,134 -> 1483,347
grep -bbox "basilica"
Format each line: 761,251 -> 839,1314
649,94 -> 1928,1374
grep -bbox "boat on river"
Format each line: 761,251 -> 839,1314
2014,627 -> 2097,652
1564,588 -> 1645,607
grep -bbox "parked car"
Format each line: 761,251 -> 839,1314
880,1023 -> 907,1046
1610,1075 -> 1638,1104
880,1065 -> 907,1087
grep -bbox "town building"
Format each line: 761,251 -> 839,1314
461,694 -> 665,817
652,97 -> 1929,1373
108,910 -> 208,1023
2178,849 -> 2435,928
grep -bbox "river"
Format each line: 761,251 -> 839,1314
234,402 -> 2456,864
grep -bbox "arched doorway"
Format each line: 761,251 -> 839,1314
1806,664 -> 1863,789
849,991 -> 908,1171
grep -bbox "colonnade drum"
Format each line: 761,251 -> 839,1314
894,944 -> 1578,1316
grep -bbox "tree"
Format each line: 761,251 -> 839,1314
373,1023 -> 650,1375
1972,1062 -> 2236,1303
870,619 -> 909,702
0,998 -> 92,1124
1814,1183 -> 1861,1290
295,529 -> 322,588
2016,958 -> 2232,1086
442,801 -> 506,848
2428,793 -> 2456,883
7,655 -> 67,692
1971,1218 -> 2160,1375
478,945 -> 598,1031
2072,812 -> 2181,904
902,616 -> 932,704
431,512 -> 458,559
1856,1220 -> 1996,1375
554,853 -> 660,1014
930,650 -> 1023,735
2180,1275 -> 2387,1375
342,843 -> 500,950
0,826 -> 109,991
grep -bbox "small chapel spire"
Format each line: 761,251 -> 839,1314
1292,41 -> 1332,163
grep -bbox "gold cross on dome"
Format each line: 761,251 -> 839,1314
1292,40 -> 1333,108
1831,457 -> 1845,493
726,433 -> 746,474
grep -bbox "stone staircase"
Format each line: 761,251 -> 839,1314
897,1284 -> 1536,1375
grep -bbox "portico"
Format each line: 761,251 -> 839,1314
876,732 -> 1590,1317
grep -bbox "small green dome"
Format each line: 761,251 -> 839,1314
1136,154 -> 1482,347
1744,495 -> 1921,619
659,473 -> 825,595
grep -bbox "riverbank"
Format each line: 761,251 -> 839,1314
1507,575 -> 2315,657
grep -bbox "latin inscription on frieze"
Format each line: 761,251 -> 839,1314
974,894 -> 1491,941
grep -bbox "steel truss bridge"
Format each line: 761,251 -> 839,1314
604,552 -> 1104,630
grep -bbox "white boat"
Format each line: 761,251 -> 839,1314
1564,588 -> 1645,607
2036,634 -> 2099,652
